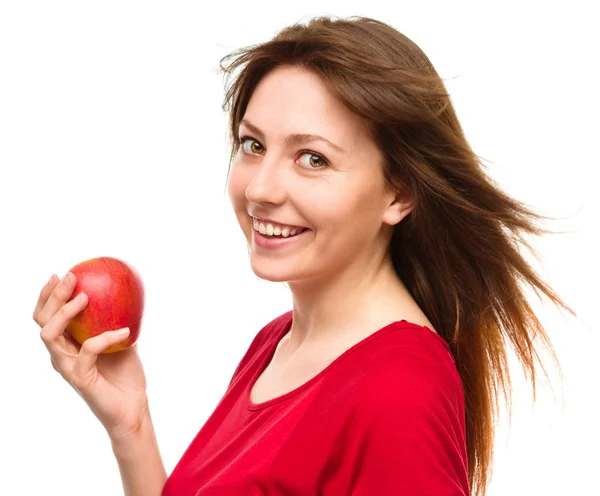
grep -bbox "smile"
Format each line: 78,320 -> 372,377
252,225 -> 311,249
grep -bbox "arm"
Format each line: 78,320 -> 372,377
110,411 -> 168,496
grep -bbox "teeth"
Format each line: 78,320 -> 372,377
253,219 -> 302,237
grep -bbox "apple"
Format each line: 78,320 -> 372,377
65,256 -> 145,354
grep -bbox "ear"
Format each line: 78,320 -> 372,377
381,186 -> 413,227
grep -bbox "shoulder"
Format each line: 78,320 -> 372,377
338,330 -> 470,495
347,325 -> 464,419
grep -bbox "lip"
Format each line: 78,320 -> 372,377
252,216 -> 309,231
252,226 -> 311,249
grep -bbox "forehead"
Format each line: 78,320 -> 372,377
241,66 -> 370,147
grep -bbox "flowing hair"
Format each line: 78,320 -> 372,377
215,15 -> 578,496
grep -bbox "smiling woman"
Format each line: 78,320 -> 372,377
158,14 -> 577,496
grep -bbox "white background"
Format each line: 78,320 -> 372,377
1,1 -> 598,495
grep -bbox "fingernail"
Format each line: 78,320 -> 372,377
47,274 -> 56,285
116,328 -> 130,336
61,272 -> 72,284
75,292 -> 86,302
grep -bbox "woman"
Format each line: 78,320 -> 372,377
34,15 -> 576,496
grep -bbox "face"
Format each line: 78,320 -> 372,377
227,65 -> 411,284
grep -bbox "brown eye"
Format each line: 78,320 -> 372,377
240,136 -> 263,155
242,138 -> 260,153
301,154 -> 325,169
238,136 -> 329,172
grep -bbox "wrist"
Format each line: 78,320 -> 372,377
106,396 -> 150,441
109,408 -> 167,495
109,410 -> 155,457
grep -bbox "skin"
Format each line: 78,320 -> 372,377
227,65 -> 436,366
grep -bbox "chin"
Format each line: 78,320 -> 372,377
250,266 -> 289,283
248,253 -> 303,281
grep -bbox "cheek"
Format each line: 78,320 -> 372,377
226,165 -> 249,207
315,186 -> 380,240
227,167 -> 254,237
315,186 -> 363,222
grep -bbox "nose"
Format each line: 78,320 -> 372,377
245,156 -> 287,206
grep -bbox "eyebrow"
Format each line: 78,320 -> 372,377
239,119 -> 347,154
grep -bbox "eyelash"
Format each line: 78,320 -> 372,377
238,135 -> 329,172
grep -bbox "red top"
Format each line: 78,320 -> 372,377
162,311 -> 469,495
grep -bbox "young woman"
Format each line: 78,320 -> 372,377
34,15 -> 576,496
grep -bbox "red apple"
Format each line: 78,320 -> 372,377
64,256 -> 145,354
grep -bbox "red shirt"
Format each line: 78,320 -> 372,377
162,311 -> 469,495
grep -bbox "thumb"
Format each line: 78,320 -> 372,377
73,328 -> 130,378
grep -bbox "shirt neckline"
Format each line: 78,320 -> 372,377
247,316 -> 450,411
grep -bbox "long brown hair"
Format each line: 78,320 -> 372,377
216,15 -> 577,496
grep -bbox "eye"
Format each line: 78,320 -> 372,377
238,136 -> 329,172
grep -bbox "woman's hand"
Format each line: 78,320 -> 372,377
34,272 -> 151,441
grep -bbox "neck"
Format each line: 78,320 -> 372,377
284,248 -> 418,357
